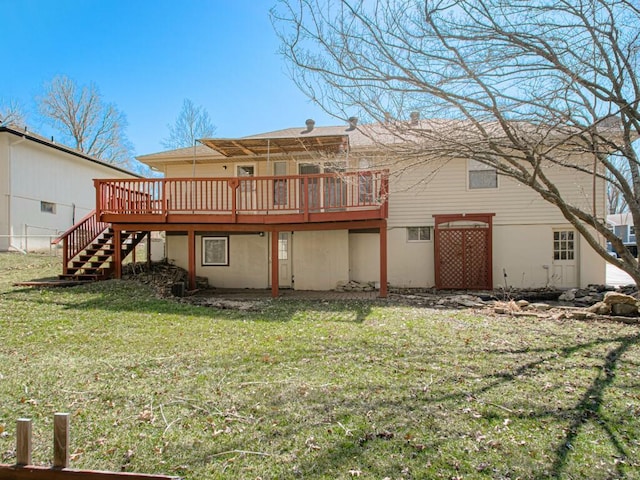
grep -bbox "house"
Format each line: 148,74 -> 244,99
0,124 -> 139,252
55,118 -> 607,295
607,213 -> 636,257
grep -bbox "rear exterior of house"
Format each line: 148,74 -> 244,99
129,122 -> 605,293
53,119 -> 606,294
0,125 -> 138,252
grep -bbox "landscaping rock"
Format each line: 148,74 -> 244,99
530,302 -> 552,311
587,301 -> 611,315
336,280 -> 376,292
603,291 -> 638,305
611,302 -> 639,317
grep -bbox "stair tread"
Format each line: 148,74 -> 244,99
63,226 -> 148,282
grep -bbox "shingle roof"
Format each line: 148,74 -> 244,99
0,124 -> 140,177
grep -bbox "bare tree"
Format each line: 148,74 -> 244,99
0,99 -> 27,127
272,0 -> 640,284
162,98 -> 217,149
607,158 -> 630,214
38,75 -> 132,165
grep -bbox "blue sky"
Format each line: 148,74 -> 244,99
2,0 -> 335,156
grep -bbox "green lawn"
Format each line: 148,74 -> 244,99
1,253 -> 639,479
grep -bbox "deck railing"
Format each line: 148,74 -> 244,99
51,210 -> 110,274
94,171 -> 388,222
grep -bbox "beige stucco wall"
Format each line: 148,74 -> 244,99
349,224 -> 605,289
348,233 -> 380,284
494,224 -> 605,289
292,230 -> 349,290
387,228 -> 435,288
167,230 -> 352,291
167,234 -> 269,288
578,227 -> 607,287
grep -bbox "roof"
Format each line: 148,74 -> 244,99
136,122 -> 380,165
137,116 -> 621,166
0,124 -> 140,178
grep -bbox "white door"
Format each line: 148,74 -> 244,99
552,229 -> 577,287
278,232 -> 292,288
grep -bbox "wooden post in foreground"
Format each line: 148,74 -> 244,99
16,418 -> 32,466
53,413 -> 70,468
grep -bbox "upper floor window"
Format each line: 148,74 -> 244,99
468,159 -> 497,189
630,225 -> 635,237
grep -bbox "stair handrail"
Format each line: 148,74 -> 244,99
52,210 -> 111,274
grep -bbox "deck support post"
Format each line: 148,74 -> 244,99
146,232 -> 152,269
188,229 -> 196,291
113,229 -> 122,279
379,222 -> 387,298
271,229 -> 279,298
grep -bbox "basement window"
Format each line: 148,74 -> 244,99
202,236 -> 229,266
40,201 -> 56,214
407,227 -> 431,242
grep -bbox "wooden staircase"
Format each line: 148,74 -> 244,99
58,229 -> 146,281
53,211 -> 147,283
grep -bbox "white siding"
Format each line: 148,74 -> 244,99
0,135 -> 10,250
0,131 -> 136,251
388,157 -> 606,228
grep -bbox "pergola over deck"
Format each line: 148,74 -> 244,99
97,134 -> 389,297
199,133 -> 349,157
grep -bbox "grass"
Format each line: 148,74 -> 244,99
1,252 -> 640,479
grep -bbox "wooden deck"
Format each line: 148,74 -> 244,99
94,171 -> 388,225
54,171 -> 389,298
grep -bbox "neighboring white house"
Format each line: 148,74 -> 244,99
0,125 -> 139,252
607,213 -> 636,257
131,119 -> 607,291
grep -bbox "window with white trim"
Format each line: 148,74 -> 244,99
202,236 -> 229,266
468,159 -> 497,189
407,226 -> 432,242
